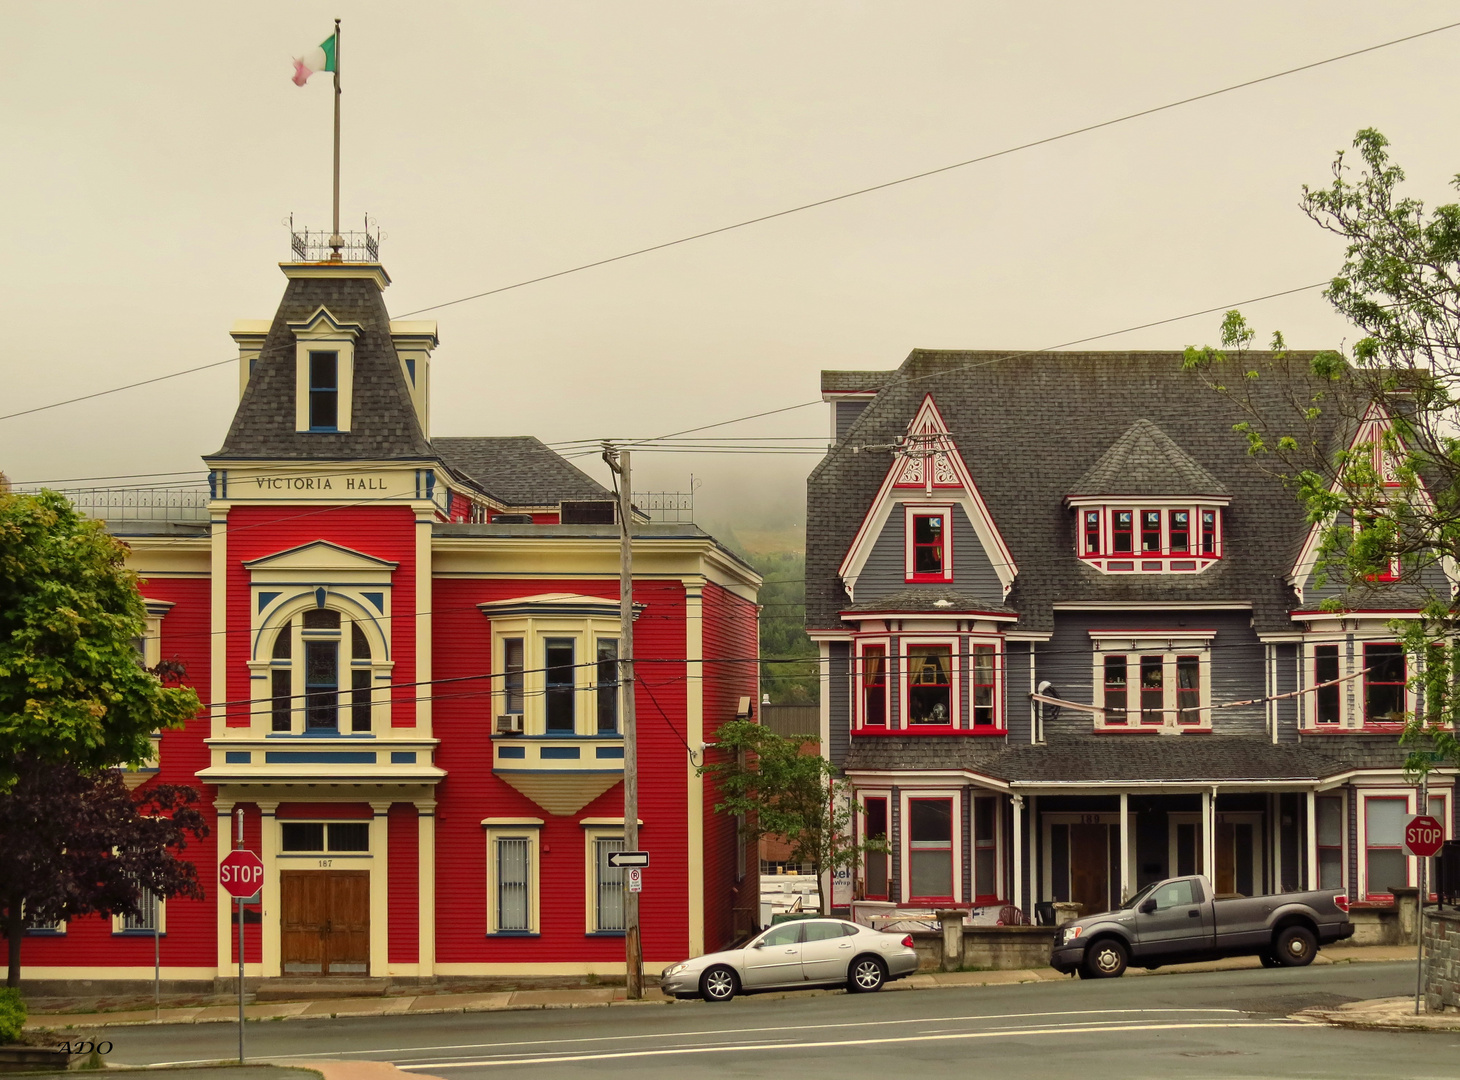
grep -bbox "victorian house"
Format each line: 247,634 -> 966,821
5,238 -> 759,987
808,349 -> 1455,919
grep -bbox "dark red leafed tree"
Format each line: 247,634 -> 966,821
0,757 -> 209,986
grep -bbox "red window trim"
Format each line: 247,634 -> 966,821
1140,509 -> 1162,554
859,643 -> 889,728
905,505 -> 954,583
970,644 -> 998,729
861,794 -> 891,902
905,642 -> 956,729
1112,510 -> 1133,554
1168,509 -> 1191,554
1362,642 -> 1407,728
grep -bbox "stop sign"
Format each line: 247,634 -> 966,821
219,849 -> 264,898
1404,815 -> 1445,858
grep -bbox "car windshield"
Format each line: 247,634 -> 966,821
1119,881 -> 1161,910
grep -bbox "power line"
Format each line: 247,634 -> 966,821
5,21 -> 1453,426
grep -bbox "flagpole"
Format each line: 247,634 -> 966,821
330,18 -> 342,259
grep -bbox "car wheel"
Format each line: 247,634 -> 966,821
1258,952 -> 1280,968
1082,938 -> 1128,979
847,955 -> 887,993
700,965 -> 739,1002
1274,926 -> 1316,967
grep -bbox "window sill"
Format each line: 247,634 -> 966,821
905,576 -> 954,585
267,731 -> 375,739
113,929 -> 167,937
487,931 -> 540,938
586,930 -> 627,938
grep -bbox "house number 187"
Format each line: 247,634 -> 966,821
317,859 -> 333,868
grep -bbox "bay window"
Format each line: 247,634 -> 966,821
971,645 -> 996,727
1094,643 -> 1211,731
1141,511 -> 1162,553
1364,643 -> 1407,725
503,639 -> 525,715
1084,510 -> 1101,554
1103,655 -> 1129,725
1176,655 -> 1200,725
596,639 -> 620,733
1169,510 -> 1190,553
1314,644 -> 1341,725
1113,511 -> 1133,553
1139,655 -> 1164,725
907,645 -> 953,726
544,639 -> 576,733
1201,510 -> 1217,555
861,645 -> 887,727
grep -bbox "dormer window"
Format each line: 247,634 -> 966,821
1069,503 -> 1225,574
905,504 -> 953,583
308,351 -> 339,430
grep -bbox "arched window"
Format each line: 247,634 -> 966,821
269,607 -> 377,735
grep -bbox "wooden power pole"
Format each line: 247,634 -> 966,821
602,445 -> 642,998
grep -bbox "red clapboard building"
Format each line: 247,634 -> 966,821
6,240 -> 759,988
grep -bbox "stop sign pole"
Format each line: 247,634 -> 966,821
219,811 -> 264,1062
1404,783 -> 1442,1016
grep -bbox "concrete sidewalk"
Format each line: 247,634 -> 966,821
1295,995 -> 1460,1032
22,943 -> 1415,1031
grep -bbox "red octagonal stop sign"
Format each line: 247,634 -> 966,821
219,849 -> 264,898
1405,815 -> 1445,858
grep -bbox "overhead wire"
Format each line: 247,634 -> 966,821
4,21 -> 1456,426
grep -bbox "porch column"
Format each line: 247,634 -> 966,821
214,800 -> 235,977
1305,789 -> 1318,890
416,800 -> 436,977
1200,788 -> 1214,880
369,801 -> 392,979
1011,794 -> 1024,913
259,801 -> 280,978
1119,792 -> 1131,903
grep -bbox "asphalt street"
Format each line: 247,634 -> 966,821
89,962 -> 1457,1079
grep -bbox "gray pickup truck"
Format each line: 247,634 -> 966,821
1048,875 -> 1353,979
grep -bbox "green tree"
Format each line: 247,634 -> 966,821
700,720 -> 884,914
750,550 -> 819,704
0,490 -> 200,790
1184,129 -> 1460,780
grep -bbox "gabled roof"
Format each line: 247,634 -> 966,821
432,436 -> 610,508
1068,418 -> 1229,500
807,350 -> 1343,634
209,272 -> 434,462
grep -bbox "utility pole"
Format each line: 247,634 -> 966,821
602,444 -> 642,998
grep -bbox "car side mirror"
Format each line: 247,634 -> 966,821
751,940 -> 765,949
1139,898 -> 1158,915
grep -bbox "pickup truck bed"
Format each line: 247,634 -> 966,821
1048,875 -> 1353,978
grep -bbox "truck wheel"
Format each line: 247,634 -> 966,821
1082,938 -> 1128,979
1273,926 -> 1316,967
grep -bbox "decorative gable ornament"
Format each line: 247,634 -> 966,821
892,400 -> 962,495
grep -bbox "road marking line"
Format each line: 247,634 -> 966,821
399,1020 -> 1294,1070
138,1005 -> 1245,1066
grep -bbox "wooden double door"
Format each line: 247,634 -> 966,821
280,871 -> 370,976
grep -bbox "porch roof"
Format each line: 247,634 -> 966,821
843,735 -> 1356,785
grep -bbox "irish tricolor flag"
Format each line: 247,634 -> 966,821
292,33 -> 337,86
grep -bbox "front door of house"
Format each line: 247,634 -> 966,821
280,871 -> 370,976
1070,824 -> 1110,915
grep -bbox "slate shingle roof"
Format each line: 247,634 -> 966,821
433,436 -> 610,508
209,275 -> 434,461
1069,418 -> 1229,499
821,370 -> 896,394
842,734 -> 1356,783
807,350 -> 1345,635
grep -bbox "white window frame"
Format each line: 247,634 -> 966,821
1090,633 -> 1215,731
484,819 -> 543,935
491,619 -> 623,737
583,827 -> 627,934
967,639 -> 1003,730
904,503 -> 955,584
1299,632 -> 1421,731
1357,789 -> 1417,901
291,313 -> 359,433
899,637 -> 962,729
970,795 -> 1003,903
899,788 -> 963,905
1314,790 -> 1348,893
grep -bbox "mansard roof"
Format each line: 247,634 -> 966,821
806,350 -> 1342,634
209,271 -> 434,462
1068,418 -> 1229,500
432,436 -> 610,508
843,734 -> 1357,784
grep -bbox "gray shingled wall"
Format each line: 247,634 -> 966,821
827,642 -> 851,770
853,504 -> 1002,606
836,400 -> 870,442
1274,643 -> 1299,742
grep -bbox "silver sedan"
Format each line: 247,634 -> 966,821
659,918 -> 920,1002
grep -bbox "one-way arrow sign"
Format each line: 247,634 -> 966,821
608,850 -> 649,868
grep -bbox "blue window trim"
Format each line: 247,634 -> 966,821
113,928 -> 167,938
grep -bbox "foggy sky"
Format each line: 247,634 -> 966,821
4,1 -> 1460,535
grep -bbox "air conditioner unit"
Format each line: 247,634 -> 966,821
496,714 -> 524,735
